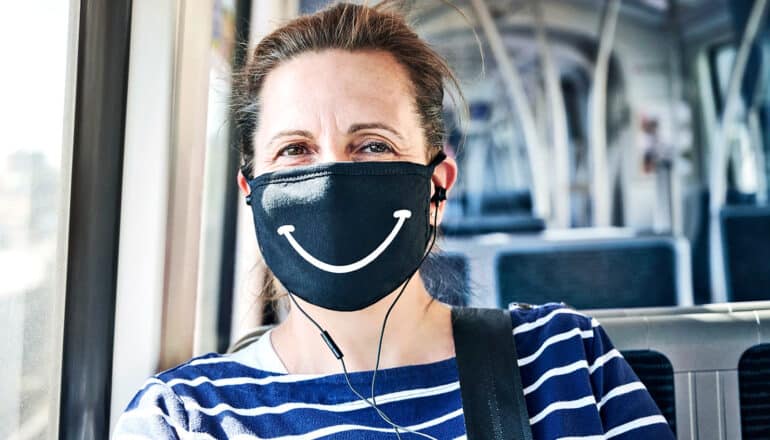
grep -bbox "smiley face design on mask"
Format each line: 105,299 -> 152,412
245,158 -> 443,311
277,209 -> 412,274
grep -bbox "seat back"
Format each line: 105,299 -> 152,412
601,308 -> 770,440
738,345 -> 770,439
623,350 -> 677,434
496,236 -> 688,309
720,206 -> 770,301
587,300 -> 770,319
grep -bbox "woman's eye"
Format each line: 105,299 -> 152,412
359,141 -> 393,154
278,144 -> 308,157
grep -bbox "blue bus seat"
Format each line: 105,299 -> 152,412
495,236 -> 687,309
440,190 -> 545,237
720,206 -> 770,302
622,350 -> 676,434
738,344 -> 770,439
601,308 -> 770,439
685,188 -> 711,304
440,215 -> 546,237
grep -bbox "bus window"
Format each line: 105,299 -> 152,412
0,1 -> 78,438
196,0 -> 240,357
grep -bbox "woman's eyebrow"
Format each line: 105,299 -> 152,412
268,129 -> 314,145
347,122 -> 405,141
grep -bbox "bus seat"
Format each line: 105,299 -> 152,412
622,350 -> 676,434
495,236 -> 689,309
685,188 -> 711,304
454,190 -> 534,216
720,206 -> 770,302
601,309 -> 770,440
440,215 -> 546,236
738,345 -> 770,439
587,300 -> 770,319
478,190 -> 533,215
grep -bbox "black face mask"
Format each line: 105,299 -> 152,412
244,154 -> 445,311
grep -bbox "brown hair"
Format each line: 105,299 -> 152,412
234,0 -> 463,177
233,1 -> 465,312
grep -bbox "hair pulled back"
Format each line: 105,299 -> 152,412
234,1 -> 462,177
234,1 -> 467,313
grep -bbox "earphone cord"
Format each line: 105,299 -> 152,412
289,293 -> 429,440
287,199 -> 442,440
369,202 -> 441,413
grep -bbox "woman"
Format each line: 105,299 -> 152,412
115,2 -> 675,439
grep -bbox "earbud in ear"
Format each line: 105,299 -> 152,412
241,164 -> 253,206
431,186 -> 447,204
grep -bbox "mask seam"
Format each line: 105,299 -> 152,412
251,171 -> 432,188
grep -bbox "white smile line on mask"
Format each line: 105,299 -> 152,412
277,209 -> 412,274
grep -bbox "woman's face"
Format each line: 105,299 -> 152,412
251,49 -> 433,173
238,49 -> 456,222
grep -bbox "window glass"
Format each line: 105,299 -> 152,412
0,1 -> 76,438
196,0 -> 238,353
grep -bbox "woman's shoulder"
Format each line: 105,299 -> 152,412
507,302 -> 609,370
506,305 -> 675,438
114,354 -> 227,436
115,349 -> 284,437
125,352 -> 257,405
508,302 -> 598,335
138,329 -> 284,390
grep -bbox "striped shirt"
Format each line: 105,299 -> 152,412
114,304 -> 675,439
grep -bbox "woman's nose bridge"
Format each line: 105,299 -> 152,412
317,134 -> 352,162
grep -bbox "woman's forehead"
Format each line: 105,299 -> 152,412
255,50 -> 420,140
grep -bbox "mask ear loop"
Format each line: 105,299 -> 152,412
287,189 -> 445,440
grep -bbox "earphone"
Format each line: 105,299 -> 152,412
431,186 -> 447,204
288,189 -> 445,440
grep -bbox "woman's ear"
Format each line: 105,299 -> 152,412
237,170 -> 251,197
430,154 -> 457,226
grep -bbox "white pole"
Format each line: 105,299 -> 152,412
589,0 -> 621,227
533,0 -> 571,228
708,0 -> 769,302
470,0 -> 550,220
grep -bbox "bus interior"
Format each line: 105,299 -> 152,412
2,0 -> 770,438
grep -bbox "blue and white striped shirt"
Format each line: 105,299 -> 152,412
114,304 -> 675,439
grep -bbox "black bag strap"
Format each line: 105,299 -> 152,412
451,307 -> 533,440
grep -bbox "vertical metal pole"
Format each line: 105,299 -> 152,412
532,0 -> 571,228
217,0 -> 253,354
667,0 -> 686,236
709,0 -> 768,302
748,40 -> 770,205
470,0 -> 550,220
589,0 -> 621,227
60,0 -> 132,438
748,109 -> 768,204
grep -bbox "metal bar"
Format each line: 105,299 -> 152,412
748,108 -> 768,204
749,40 -> 770,204
708,0 -> 769,302
667,0 -> 687,236
59,0 -> 133,438
589,0 -> 622,227
217,0 -> 252,354
470,0 -> 550,220
532,0 -> 571,228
